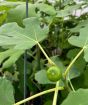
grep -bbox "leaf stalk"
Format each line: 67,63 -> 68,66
63,47 -> 85,78
52,81 -> 59,105
14,87 -> 64,105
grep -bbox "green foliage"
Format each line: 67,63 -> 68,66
0,17 -> 48,68
0,49 -> 24,69
6,3 -> 56,25
67,49 -> 86,79
44,100 -> 52,105
68,20 -> 88,61
0,1 -> 23,7
61,89 -> 88,105
56,4 -> 81,18
36,3 -> 56,16
3,50 -> 23,69
0,0 -> 88,105
0,17 -> 48,49
0,77 -> 15,105
7,4 -> 37,26
35,70 -> 54,84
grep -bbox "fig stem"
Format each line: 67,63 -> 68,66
52,81 -> 59,105
37,42 -> 56,66
14,87 -> 64,105
69,78 -> 75,92
63,47 -> 85,78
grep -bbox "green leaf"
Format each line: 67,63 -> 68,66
0,1 -> 23,7
61,89 -> 88,105
51,56 -> 65,73
0,77 -> 15,105
35,67 -> 64,86
44,100 -> 52,105
67,49 -> 86,79
70,19 -> 88,32
3,50 -> 24,69
0,16 -> 48,69
68,21 -> 88,48
62,0 -> 74,6
56,4 -> 81,17
68,21 -> 88,61
35,70 -> 54,84
6,3 -> 56,26
0,17 -> 48,49
67,66 -> 80,80
0,49 -> 18,64
0,49 -> 24,69
0,12 -> 7,26
82,66 -> 88,87
67,49 -> 80,59
7,4 -> 37,26
36,3 -> 56,16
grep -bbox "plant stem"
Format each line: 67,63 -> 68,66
14,87 -> 64,105
63,47 -> 84,78
69,79 -> 75,92
37,42 -> 55,65
68,73 -> 75,92
52,81 -> 59,105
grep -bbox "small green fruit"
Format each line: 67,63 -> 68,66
47,66 -> 62,82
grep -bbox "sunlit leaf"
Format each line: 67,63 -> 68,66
0,17 -> 48,49
0,17 -> 48,68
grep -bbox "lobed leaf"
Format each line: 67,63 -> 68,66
0,17 -> 49,49
68,21 -> 88,61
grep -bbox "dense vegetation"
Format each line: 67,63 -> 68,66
0,0 -> 88,105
